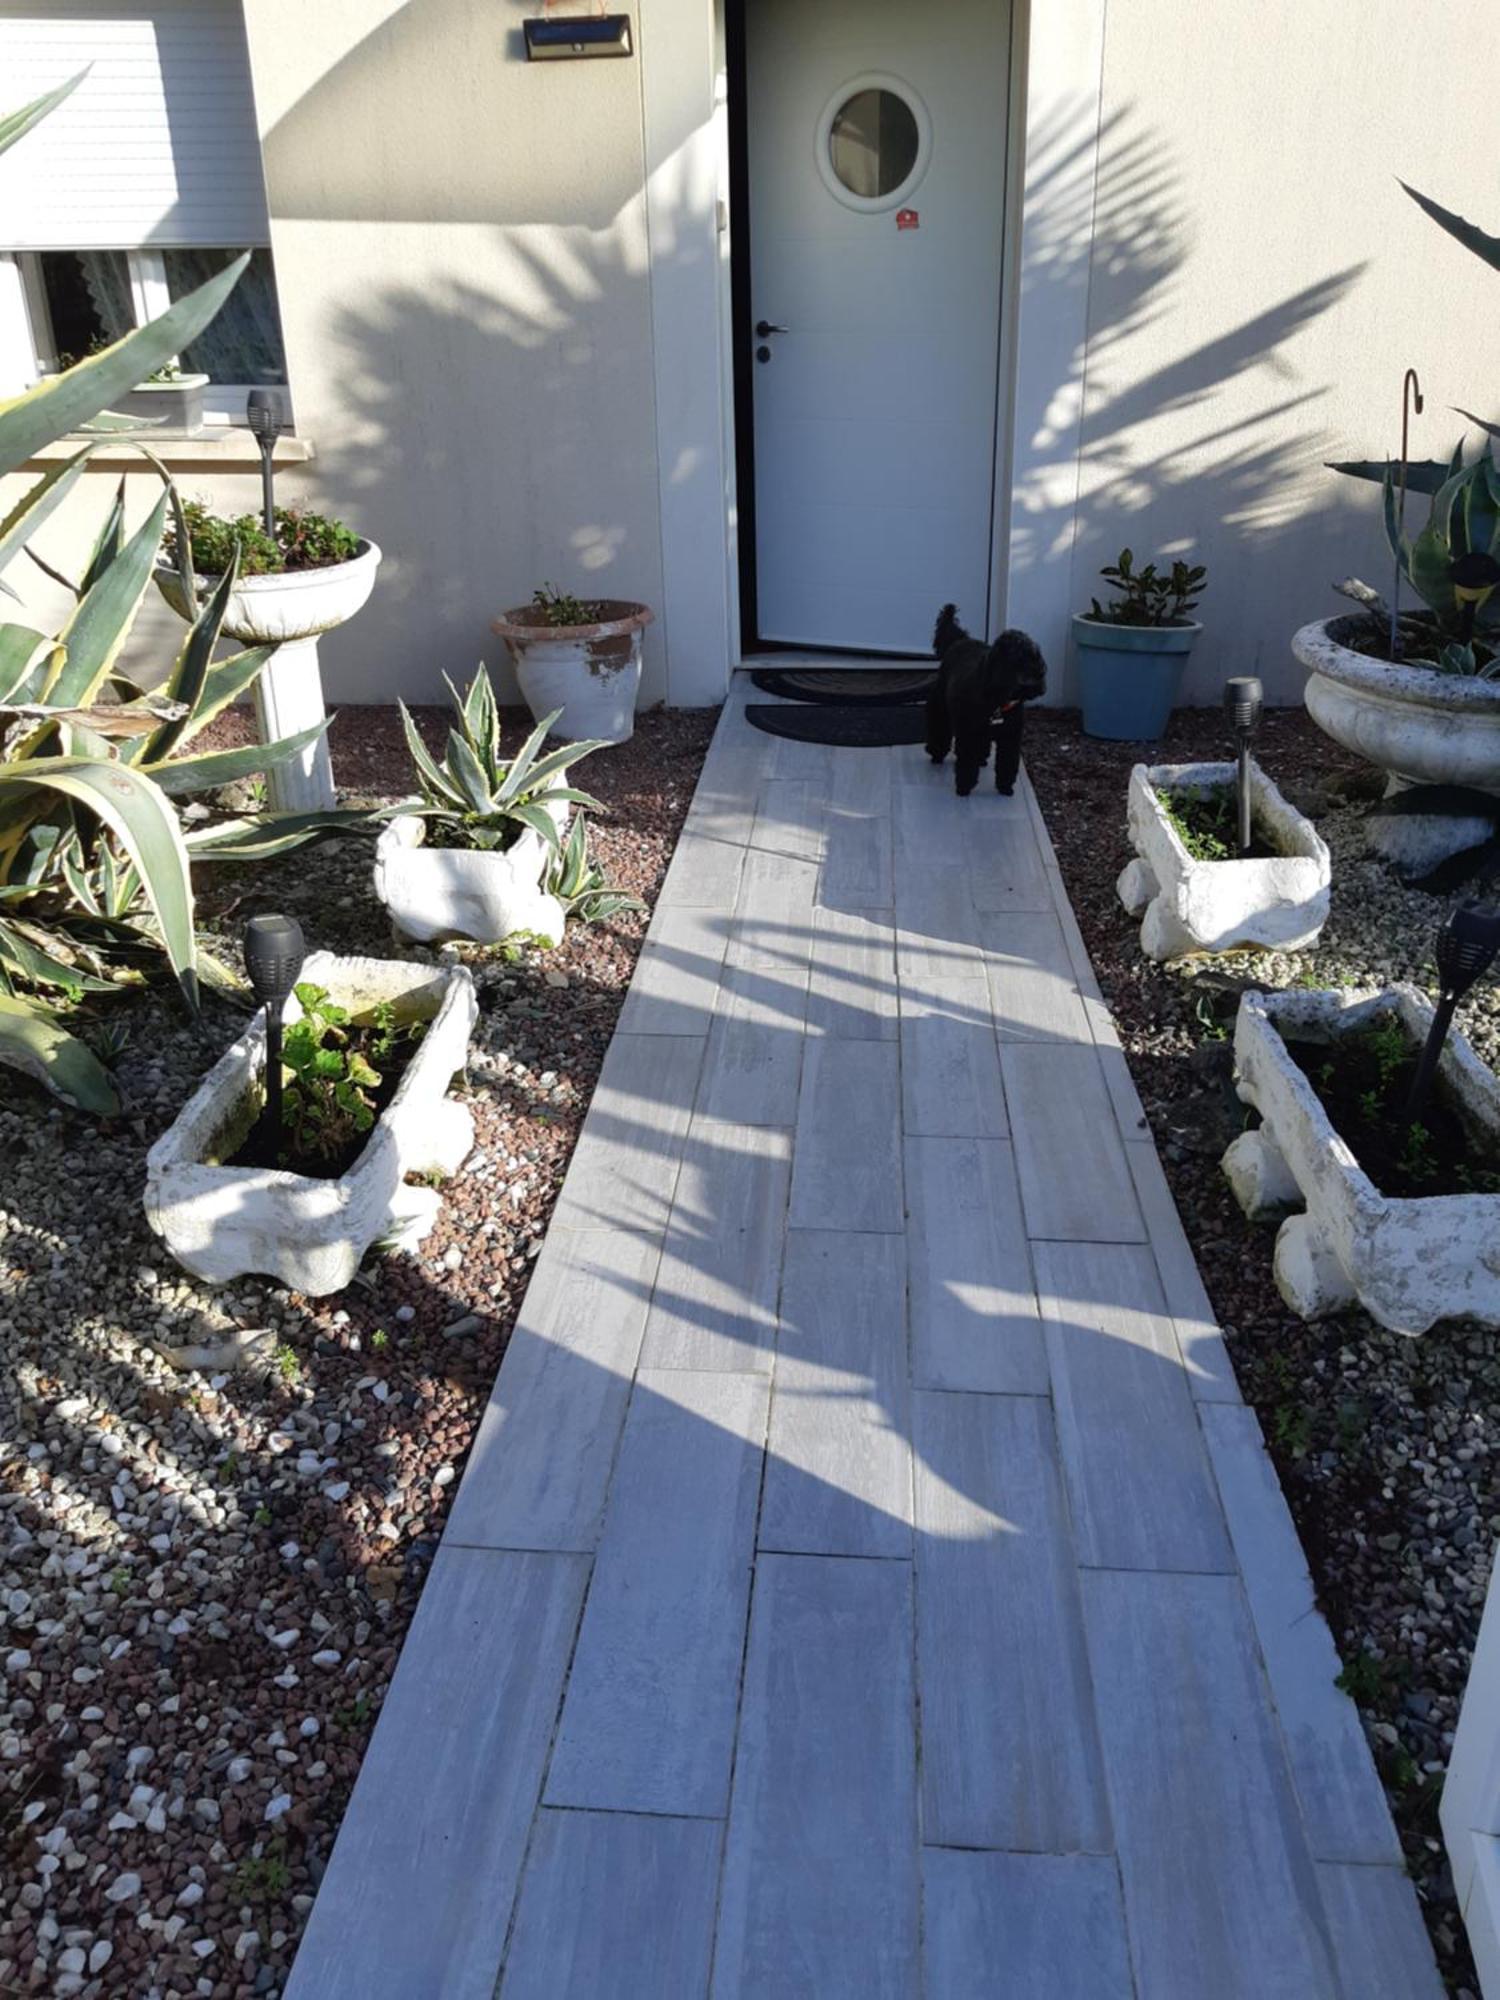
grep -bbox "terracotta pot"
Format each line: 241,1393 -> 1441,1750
492,599 -> 652,743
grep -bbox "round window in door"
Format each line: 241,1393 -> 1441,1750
815,73 -> 932,214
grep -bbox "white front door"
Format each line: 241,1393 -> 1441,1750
745,0 -> 1012,654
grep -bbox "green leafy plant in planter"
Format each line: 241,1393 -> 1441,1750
0,74 -> 378,1113
395,666 -> 606,855
531,582 -> 608,628
1086,548 -> 1208,627
277,985 -> 419,1167
164,500 -> 361,578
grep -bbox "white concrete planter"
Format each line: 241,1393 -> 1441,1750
1442,1542 -> 1500,1999
114,373 -> 210,433
492,599 -> 651,744
373,816 -> 567,948
1222,984 -> 1500,1335
155,541 -> 382,813
1116,760 -> 1330,960
144,952 -> 476,1296
1296,614 -> 1500,793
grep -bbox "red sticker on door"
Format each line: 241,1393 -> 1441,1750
896,208 -> 919,231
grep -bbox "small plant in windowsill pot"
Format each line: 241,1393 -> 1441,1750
373,664 -> 636,947
1073,547 -> 1207,740
144,915 -> 479,1296
492,581 -> 653,744
1221,903 -> 1500,1333
1118,676 -> 1332,959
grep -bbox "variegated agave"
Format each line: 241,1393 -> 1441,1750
394,666 -> 607,857
545,811 -> 645,926
0,77 -> 376,1114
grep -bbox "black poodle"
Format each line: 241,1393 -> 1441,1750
925,605 -> 1047,796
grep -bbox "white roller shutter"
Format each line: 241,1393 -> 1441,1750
0,2 -> 270,250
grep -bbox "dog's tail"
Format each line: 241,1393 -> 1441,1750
933,603 -> 965,658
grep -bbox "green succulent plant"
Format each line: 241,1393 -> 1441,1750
395,665 -> 606,856
1084,548 -> 1206,628
545,810 -> 644,925
0,77 -> 377,1114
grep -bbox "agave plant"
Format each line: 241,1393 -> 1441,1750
0,79 -> 374,1112
395,666 -> 607,855
545,811 -> 644,926
1376,443 -> 1500,670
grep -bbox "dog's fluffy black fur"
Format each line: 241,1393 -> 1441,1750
925,605 -> 1047,796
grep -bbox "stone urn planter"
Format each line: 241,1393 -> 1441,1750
492,599 -> 651,744
1117,760 -> 1331,960
1296,615 -> 1500,792
144,952 -> 475,1295
373,815 -> 567,948
1221,984 -> 1500,1334
156,540 -> 382,813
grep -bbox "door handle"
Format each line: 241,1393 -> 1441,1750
755,320 -> 789,337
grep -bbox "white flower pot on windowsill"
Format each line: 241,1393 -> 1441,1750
1221,984 -> 1500,1334
112,373 -> 211,434
155,540 -> 382,813
373,816 -> 567,948
144,951 -> 476,1297
492,599 -> 652,744
1116,760 -> 1331,961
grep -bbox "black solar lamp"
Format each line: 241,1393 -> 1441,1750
1406,902 -> 1500,1124
246,389 -> 284,537
244,913 -> 305,1164
1224,676 -> 1263,857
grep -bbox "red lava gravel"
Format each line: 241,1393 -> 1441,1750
1025,704 -> 1489,1999
0,701 -> 715,1998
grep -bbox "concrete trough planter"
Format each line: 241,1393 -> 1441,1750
1116,759 -> 1331,960
1222,984 -> 1500,1335
373,816 -> 566,948
144,952 -> 477,1295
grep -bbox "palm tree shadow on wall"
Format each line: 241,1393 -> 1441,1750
1009,100 -> 1367,698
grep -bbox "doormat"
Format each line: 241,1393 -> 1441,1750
747,702 -> 929,747
750,666 -> 936,706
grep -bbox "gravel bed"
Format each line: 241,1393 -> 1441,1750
1025,705 -> 1493,1998
0,702 -> 715,1998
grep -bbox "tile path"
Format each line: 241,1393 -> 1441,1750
286,678 -> 1443,1999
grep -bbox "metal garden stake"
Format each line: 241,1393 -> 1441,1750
1405,901 -> 1500,1126
244,913 -> 306,1164
1224,676 -> 1262,857
246,389 -> 284,538
1390,367 -> 1423,662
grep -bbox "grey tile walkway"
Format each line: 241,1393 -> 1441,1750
286,676 -> 1432,2000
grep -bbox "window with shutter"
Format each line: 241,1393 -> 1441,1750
0,1 -> 290,425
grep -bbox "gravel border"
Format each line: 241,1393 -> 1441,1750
0,702 -> 715,1999
1024,704 -> 1492,2000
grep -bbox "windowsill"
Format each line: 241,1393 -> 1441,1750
21,430 -> 315,470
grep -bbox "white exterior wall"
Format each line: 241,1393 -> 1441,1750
1008,0 -> 1500,705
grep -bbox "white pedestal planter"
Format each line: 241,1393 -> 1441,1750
1116,760 -> 1331,960
492,600 -> 651,744
1223,985 -> 1500,1335
373,817 -> 566,948
144,951 -> 475,1296
1296,615 -> 1500,794
1442,1542 -> 1500,1999
156,541 -> 382,813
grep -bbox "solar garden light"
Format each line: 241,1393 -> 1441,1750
1224,675 -> 1263,857
244,913 -> 305,1163
245,389 -> 284,538
1405,901 -> 1500,1126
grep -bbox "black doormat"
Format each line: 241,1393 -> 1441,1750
747,702 -> 929,747
750,666 -> 936,706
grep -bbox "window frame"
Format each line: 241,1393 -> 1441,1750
0,245 -> 287,428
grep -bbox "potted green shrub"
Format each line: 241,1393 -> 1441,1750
156,501 -> 382,812
373,666 -> 624,947
1073,548 -> 1207,740
492,583 -> 653,744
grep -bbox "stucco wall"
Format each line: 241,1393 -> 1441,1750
1008,0 -> 1499,706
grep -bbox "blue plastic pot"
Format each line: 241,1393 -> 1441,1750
1072,615 -> 1202,741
